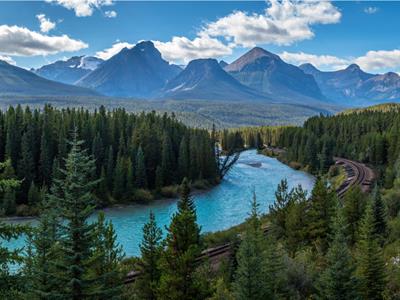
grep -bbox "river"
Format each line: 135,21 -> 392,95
4,150 -> 315,258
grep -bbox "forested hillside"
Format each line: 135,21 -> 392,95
0,105 -> 217,216
226,108 -> 400,179
216,109 -> 400,299
1,106 -> 400,299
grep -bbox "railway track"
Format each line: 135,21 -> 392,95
334,157 -> 375,198
125,158 -> 375,284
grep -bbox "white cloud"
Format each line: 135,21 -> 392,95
95,41 -> 134,60
152,0 -> 341,64
105,10 -> 117,18
154,34 -> 233,64
0,55 -> 16,65
280,51 -> 349,71
355,50 -> 400,72
203,0 -> 341,47
36,14 -> 56,33
0,25 -> 88,56
278,49 -> 400,74
364,6 -> 378,14
46,0 -> 114,17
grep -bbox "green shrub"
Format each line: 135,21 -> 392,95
16,204 -> 36,216
160,185 -> 179,198
134,189 -> 154,203
289,161 -> 302,170
192,179 -> 211,190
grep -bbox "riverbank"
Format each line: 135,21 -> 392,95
4,150 -> 315,258
0,178 -> 218,220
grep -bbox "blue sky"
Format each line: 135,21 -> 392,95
1,1 -> 400,74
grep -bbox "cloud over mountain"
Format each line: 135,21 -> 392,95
95,41 -> 134,60
354,50 -> 400,72
279,49 -> 400,73
154,35 -> 233,64
203,0 -> 341,47
152,0 -> 341,64
0,25 -> 87,56
0,55 -> 16,65
280,51 -> 349,71
46,0 -> 114,17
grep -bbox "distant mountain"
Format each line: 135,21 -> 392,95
300,63 -> 400,105
159,58 -> 268,101
77,41 -> 182,97
359,72 -> 400,102
0,60 -> 98,96
33,56 -> 103,84
219,60 -> 228,68
224,47 -> 325,103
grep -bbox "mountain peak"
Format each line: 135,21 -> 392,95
186,58 -> 219,69
219,60 -> 228,68
160,57 -> 265,101
299,63 -> 320,74
248,46 -> 276,57
78,40 -> 181,97
345,64 -> 361,72
135,40 -> 156,50
384,71 -> 399,78
225,47 -> 280,72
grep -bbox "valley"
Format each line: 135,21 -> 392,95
1,1 -> 400,298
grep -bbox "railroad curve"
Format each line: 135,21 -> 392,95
125,157 -> 375,284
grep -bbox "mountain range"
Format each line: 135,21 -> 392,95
159,58 -> 267,101
224,47 -> 325,104
1,40 -> 400,107
32,56 -> 103,84
0,60 -> 98,97
300,63 -> 400,105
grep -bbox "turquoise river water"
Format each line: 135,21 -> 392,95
4,150 -> 315,258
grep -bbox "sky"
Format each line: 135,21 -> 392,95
1,0 -> 400,74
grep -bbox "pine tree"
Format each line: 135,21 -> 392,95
178,177 -> 195,214
269,179 -> 292,238
18,122 -> 36,196
49,130 -> 100,299
318,140 -> 333,173
209,278 -> 234,300
263,235 -> 287,299
371,186 -> 387,244
136,211 -> 163,300
155,165 -> 163,191
0,160 -> 25,298
233,193 -> 267,300
356,202 -> 387,300
97,167 -> 110,207
343,186 -> 365,245
5,107 -> 20,170
158,178 -> 201,299
317,208 -> 358,299
135,146 -> 147,189
161,134 -> 175,186
113,153 -> 126,200
306,178 -> 336,252
178,135 -> 190,181
106,146 -> 114,190
39,108 -> 54,186
2,188 -> 16,215
29,206 -> 60,299
91,212 -> 124,299
126,158 -> 135,199
27,181 -> 41,207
